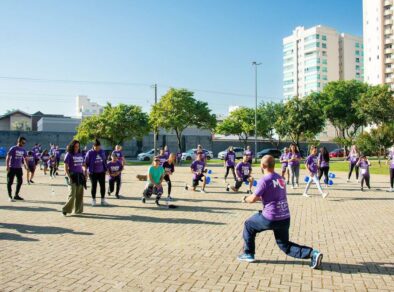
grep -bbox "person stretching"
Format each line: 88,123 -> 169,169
185,152 -> 207,193
142,156 -> 165,206
303,146 -> 328,198
224,146 -> 237,183
237,155 -> 323,269
230,154 -> 254,194
163,153 -> 176,201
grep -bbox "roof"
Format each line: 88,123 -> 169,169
0,110 -> 31,120
32,111 -> 66,118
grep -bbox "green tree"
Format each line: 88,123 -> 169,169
319,80 -> 368,145
357,84 -> 394,125
216,107 -> 255,147
257,102 -> 285,148
149,88 -> 216,152
75,103 -> 150,147
274,95 -> 325,147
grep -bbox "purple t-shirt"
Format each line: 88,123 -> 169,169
32,146 -> 41,159
85,149 -> 106,173
244,150 -> 253,159
317,153 -> 329,168
64,152 -> 84,173
7,146 -> 27,169
107,160 -> 123,180
191,160 -> 205,179
225,151 -> 236,167
236,161 -> 251,178
158,155 -> 167,166
164,150 -> 170,159
41,154 -> 50,163
254,172 -> 290,221
388,151 -> 394,169
359,160 -> 370,176
348,153 -> 359,164
280,153 -> 290,168
305,154 -> 318,174
48,159 -> 56,167
112,150 -> 123,161
288,152 -> 301,166
26,156 -> 36,168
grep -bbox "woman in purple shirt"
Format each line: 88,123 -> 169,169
84,139 -> 108,206
279,147 -> 290,184
303,146 -> 328,198
288,143 -> 301,188
6,136 -> 28,201
347,145 -> 360,182
357,154 -> 371,191
62,140 -> 86,216
387,147 -> 394,192
224,146 -> 237,183
25,151 -> 36,184
41,149 -> 50,176
317,147 -> 330,186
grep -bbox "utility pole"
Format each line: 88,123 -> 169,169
252,62 -> 261,163
153,83 -> 158,156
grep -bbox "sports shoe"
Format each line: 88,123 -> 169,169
237,253 -> 255,263
291,185 -> 295,189
27,181 -> 31,185
226,184 -> 230,192
155,198 -> 160,206
388,188 -> 393,192
62,211 -> 67,217
310,250 -> 323,269
347,179 -> 350,183
184,184 -> 189,190
91,199 -> 96,206
115,194 -> 120,199
8,197 -> 15,202
302,193 -> 311,198
107,190 -> 111,196
14,195 -> 24,200
295,184 -> 299,188
141,197 -> 146,204
200,189 -> 207,194
167,196 -> 173,202
322,192 -> 329,199
101,198 -> 109,206
361,187 -> 364,192
30,180 -> 34,184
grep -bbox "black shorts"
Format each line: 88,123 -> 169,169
28,166 -> 36,173
192,174 -> 205,187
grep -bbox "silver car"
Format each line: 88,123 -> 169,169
217,147 -> 244,160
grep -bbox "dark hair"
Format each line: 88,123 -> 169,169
28,151 -> 33,155
42,149 -> 48,155
67,140 -> 80,154
320,147 -> 330,162
93,139 -> 101,146
17,136 -> 26,143
290,143 -> 299,154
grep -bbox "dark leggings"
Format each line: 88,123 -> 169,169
50,166 -> 56,177
89,172 -> 106,199
318,166 -> 330,184
361,175 -> 370,189
390,169 -> 394,188
224,166 -> 236,180
7,168 -> 23,198
348,163 -> 359,180
109,176 -> 121,195
164,175 -> 172,196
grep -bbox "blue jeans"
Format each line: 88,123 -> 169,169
243,212 -> 313,258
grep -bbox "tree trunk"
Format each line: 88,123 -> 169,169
174,128 -> 182,153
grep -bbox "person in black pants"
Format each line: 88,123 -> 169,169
163,153 -> 176,202
387,147 -> 394,192
107,153 -> 123,199
6,137 -> 28,201
84,139 -> 108,206
317,147 -> 330,186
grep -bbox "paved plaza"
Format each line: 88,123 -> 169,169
0,163 -> 393,291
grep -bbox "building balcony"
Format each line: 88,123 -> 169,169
385,37 -> 393,44
386,57 -> 394,63
385,28 -> 393,35
385,18 -> 393,26
384,0 -> 392,6
385,47 -> 394,54
385,66 -> 394,74
384,9 -> 393,16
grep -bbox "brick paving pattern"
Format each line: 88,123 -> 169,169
0,164 -> 393,291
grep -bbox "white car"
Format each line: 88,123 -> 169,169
137,149 -> 155,161
181,149 -> 213,161
217,147 -> 245,160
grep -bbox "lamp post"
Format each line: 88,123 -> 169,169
252,62 -> 261,163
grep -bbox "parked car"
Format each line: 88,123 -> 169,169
181,149 -> 213,161
217,147 -> 245,160
137,149 -> 156,161
329,148 -> 349,158
256,148 -> 282,159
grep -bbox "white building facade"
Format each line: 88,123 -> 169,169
76,95 -> 104,118
283,25 -> 363,101
363,0 -> 394,89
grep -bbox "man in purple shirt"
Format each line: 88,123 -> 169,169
84,139 -> 108,206
237,155 -> 323,269
230,154 -> 254,194
186,152 -> 207,193
6,137 -> 28,201
303,146 -> 328,198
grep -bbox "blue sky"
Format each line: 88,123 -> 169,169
0,0 -> 362,117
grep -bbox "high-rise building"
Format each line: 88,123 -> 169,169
363,0 -> 394,89
76,95 -> 103,118
283,25 -> 363,101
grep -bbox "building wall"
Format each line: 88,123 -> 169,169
340,34 -> 364,81
37,117 -> 81,132
9,114 -> 32,131
76,95 -> 103,117
0,118 -> 10,131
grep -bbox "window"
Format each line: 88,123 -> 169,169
304,42 -> 320,50
322,75 -> 328,81
322,43 -> 327,49
322,35 -> 327,41
305,74 -> 320,81
322,67 -> 327,73
356,43 -> 360,48
356,57 -> 360,63
356,65 -> 360,70
305,66 -> 320,73
355,50 -> 360,56
322,59 -> 327,65
304,34 -> 320,42
322,51 -> 327,56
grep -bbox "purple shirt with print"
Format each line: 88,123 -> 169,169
305,154 -> 319,174
191,160 -> 205,179
107,160 -> 123,180
359,160 -> 370,176
225,151 -> 236,167
7,146 -> 27,169
348,153 -> 359,164
112,150 -> 123,160
48,159 -> 56,167
64,152 -> 84,173
288,152 -> 301,166
388,151 -> 394,169
158,155 -> 167,166
41,154 -> 50,163
254,172 -> 290,221
26,156 -> 36,168
235,161 -> 251,178
280,153 -> 290,168
85,149 -> 106,173
317,153 -> 329,168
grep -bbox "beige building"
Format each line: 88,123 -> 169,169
0,110 -> 32,131
363,0 -> 394,89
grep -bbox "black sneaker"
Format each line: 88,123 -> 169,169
30,180 -> 34,184
141,197 -> 146,204
155,198 -> 160,206
14,195 -> 24,200
226,184 -> 230,192
107,190 -> 111,196
62,211 -> 67,217
115,194 -> 120,199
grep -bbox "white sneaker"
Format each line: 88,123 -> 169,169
347,179 -> 350,183
101,198 -> 109,206
322,192 -> 329,199
295,184 -> 299,188
389,188 -> 394,192
8,197 -> 15,202
200,189 -> 207,194
91,199 -> 96,206
291,186 -> 295,189
302,193 -> 311,198
356,179 -> 360,183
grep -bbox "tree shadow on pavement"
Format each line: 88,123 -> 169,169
74,213 -> 225,225
0,206 -> 57,212
253,259 -> 394,276
128,204 -> 249,214
0,232 -> 39,242
0,223 -> 93,236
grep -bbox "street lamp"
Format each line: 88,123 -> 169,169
252,61 -> 261,163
